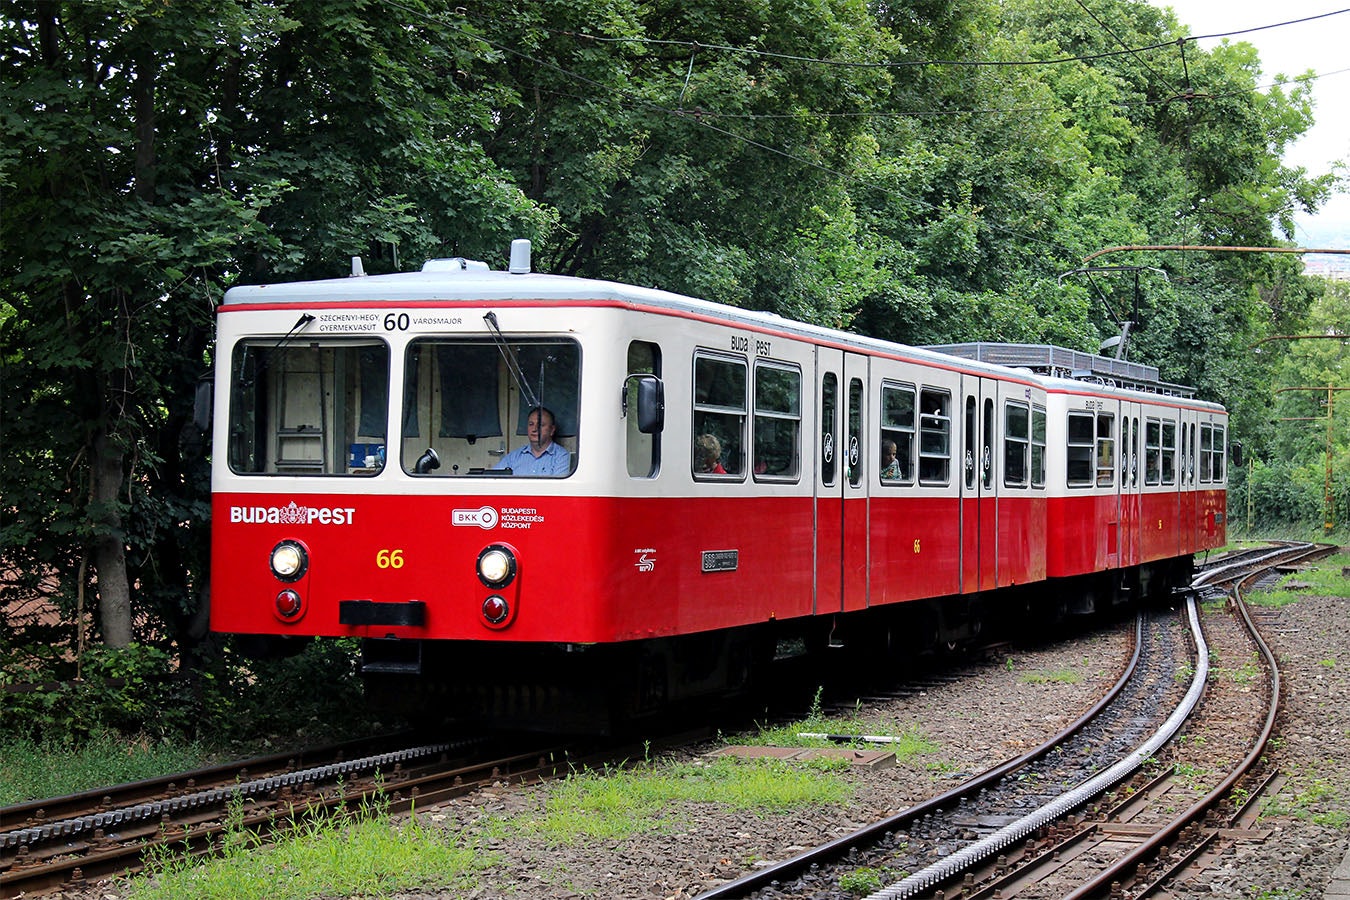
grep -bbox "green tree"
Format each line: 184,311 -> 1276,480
2,0 -> 1344,710
464,0 -> 901,322
1,1 -> 542,673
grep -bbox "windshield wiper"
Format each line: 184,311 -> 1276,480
482,311 -> 540,409
242,313 -> 316,388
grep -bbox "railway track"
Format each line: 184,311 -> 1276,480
696,541 -> 1326,900
4,543 -> 1324,898
0,732 -> 569,897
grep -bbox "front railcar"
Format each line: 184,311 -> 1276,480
209,252 -> 687,727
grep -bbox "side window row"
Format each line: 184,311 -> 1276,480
1004,402 -> 1048,489
1068,411 -> 1116,488
878,383 -> 953,485
636,345 -> 1229,490
692,352 -> 802,481
1067,412 -> 1226,489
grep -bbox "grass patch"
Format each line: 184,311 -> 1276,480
1249,553 -> 1350,608
748,720 -> 938,761
1260,771 -> 1346,828
0,732 -> 215,806
1247,589 -> 1304,608
481,755 -> 853,847
743,689 -> 939,762
839,865 -> 907,895
127,797 -> 487,900
120,753 -> 852,897
1207,652 -> 1263,685
748,718 -> 939,760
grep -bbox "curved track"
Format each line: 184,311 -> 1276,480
696,541 -> 1326,900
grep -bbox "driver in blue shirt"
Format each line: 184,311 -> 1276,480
494,406 -> 571,476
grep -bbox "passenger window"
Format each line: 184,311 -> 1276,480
848,378 -> 863,487
1096,413 -> 1115,487
918,388 -> 951,484
1004,401 -> 1029,487
625,341 -> 661,478
1201,424 -> 1225,483
1031,405 -> 1047,488
1067,411 -> 1094,487
1161,421 -> 1177,485
693,353 -> 746,478
1145,419 -> 1162,485
821,374 -> 838,486
753,363 -> 801,480
1193,423 -> 1204,483
1131,416 -> 1140,485
1121,418 -> 1131,485
964,396 -> 976,490
1199,425 -> 1213,483
880,382 -> 916,484
982,398 -> 994,489
1213,425 -> 1226,482
1180,423 -> 1190,484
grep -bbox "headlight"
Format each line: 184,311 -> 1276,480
270,540 -> 308,582
476,544 -> 517,587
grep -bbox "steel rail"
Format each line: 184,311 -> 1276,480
0,731 -> 428,827
864,596 -> 1210,900
0,745 -> 563,898
693,614 -> 1144,900
0,742 -> 466,852
1060,556 -> 1292,898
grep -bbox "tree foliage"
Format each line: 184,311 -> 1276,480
1,0 -> 1344,724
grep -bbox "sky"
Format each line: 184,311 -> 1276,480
1149,2 -> 1350,244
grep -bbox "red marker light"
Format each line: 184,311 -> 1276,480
275,589 -> 304,621
482,595 -> 509,625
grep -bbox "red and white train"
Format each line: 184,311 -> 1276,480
209,240 -> 1228,729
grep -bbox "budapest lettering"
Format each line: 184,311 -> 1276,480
229,501 -> 356,526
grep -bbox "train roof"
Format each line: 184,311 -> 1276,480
926,342 -> 1197,399
221,248 -> 1220,410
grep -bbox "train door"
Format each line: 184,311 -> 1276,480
1179,411 -> 1198,554
1118,402 -> 1142,568
814,348 -> 844,615
1102,400 -> 1122,570
842,354 -> 870,611
814,349 -> 868,613
960,376 -> 999,592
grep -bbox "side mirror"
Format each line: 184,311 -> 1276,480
193,375 -> 213,434
625,374 -> 664,434
1230,440 -> 1243,468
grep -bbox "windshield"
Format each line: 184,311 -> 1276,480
402,337 -> 580,477
227,339 -> 390,475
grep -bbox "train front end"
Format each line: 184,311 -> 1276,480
208,249 -> 668,728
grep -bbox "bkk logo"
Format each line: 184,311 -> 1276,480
229,501 -> 356,525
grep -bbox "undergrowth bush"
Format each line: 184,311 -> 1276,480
0,637 -> 377,750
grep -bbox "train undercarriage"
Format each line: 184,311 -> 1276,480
350,554 -> 1196,734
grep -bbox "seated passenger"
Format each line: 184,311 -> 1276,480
694,433 -> 727,474
493,406 -> 571,476
880,439 -> 901,480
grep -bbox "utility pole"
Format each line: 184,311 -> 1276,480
1275,384 -> 1349,535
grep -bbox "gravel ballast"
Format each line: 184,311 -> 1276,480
58,583 -> 1350,899
415,591 -> 1350,900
